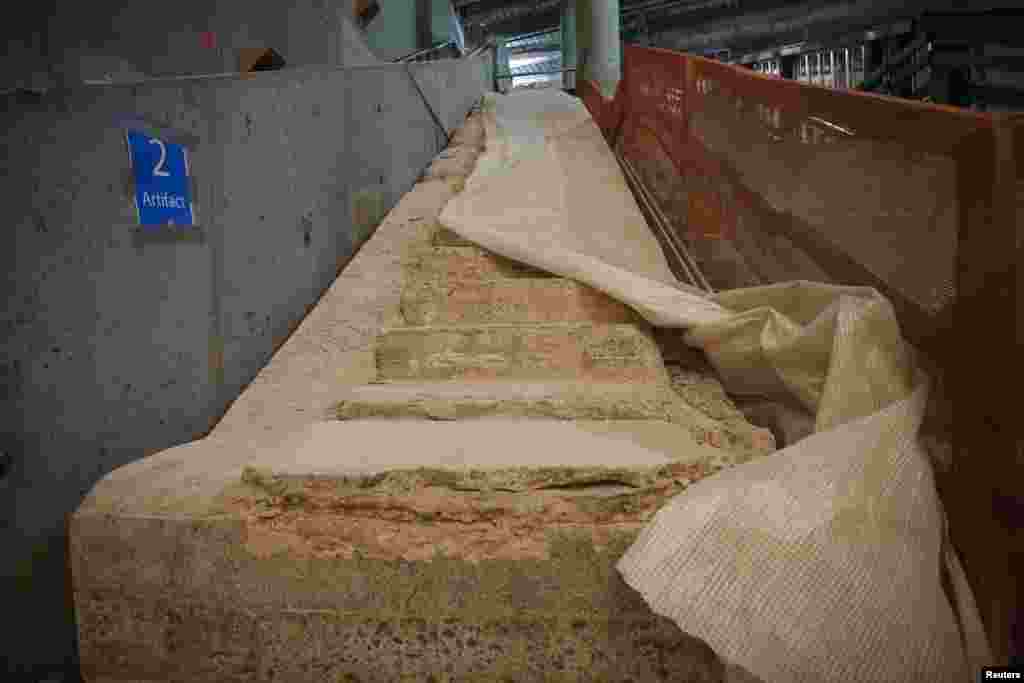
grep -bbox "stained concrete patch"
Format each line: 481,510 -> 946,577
350,187 -> 388,243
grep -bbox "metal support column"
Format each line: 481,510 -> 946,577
561,0 -> 577,92
416,0 -> 432,50
447,0 -> 466,54
496,38 -> 509,92
577,0 -> 621,99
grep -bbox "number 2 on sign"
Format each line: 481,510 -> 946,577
149,138 -> 170,177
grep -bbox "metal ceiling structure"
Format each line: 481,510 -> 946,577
452,1 -> 1020,51
454,0 -> 1024,81
453,0 -> 763,40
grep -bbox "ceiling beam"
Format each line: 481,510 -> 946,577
634,0 -> 802,33
650,0 -> 924,52
485,7 -> 563,37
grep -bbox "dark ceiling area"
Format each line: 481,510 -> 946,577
453,1 -> 1023,57
454,0 -> 817,40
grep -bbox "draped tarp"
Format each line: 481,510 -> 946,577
439,89 -> 991,683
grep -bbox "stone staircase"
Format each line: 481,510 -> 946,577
70,109 -> 775,683
277,217 -> 779,682
335,227 -> 774,459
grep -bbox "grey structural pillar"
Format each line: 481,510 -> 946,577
416,0 -> 432,50
495,37 -> 510,93
491,42 -> 499,91
447,0 -> 466,54
561,0 -> 577,91
577,0 -> 621,99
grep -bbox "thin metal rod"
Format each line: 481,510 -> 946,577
495,67 -> 577,80
395,40 -> 456,63
614,150 -> 714,294
633,161 -> 714,294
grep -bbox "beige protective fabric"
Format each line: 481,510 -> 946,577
439,90 -> 991,683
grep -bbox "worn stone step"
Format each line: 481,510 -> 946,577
333,380 -> 776,460
72,418 -> 739,682
375,322 -> 665,382
433,225 -> 478,247
412,245 -> 554,281
334,380 -> 681,421
401,276 -> 638,326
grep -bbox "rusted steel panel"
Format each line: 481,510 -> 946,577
579,42 -> 1018,662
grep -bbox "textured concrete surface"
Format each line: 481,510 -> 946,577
211,179 -> 457,439
363,0 -> 454,62
335,380 -> 698,422
401,276 -> 639,325
434,224 -> 479,246
72,418 -> 737,683
413,244 -> 554,280
4,55 -> 485,677
375,323 -> 667,382
409,59 -> 491,138
45,1 -> 377,81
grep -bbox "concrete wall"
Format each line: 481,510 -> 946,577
0,54 -> 487,681
363,0 -> 458,61
431,0 -> 454,45
44,0 -> 377,82
364,0 -> 419,60
409,57 -> 491,135
0,0 -> 58,91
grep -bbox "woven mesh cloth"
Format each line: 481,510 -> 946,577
440,89 -> 991,683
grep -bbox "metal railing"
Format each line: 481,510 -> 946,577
395,40 -> 459,63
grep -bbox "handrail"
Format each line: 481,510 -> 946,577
465,42 -> 491,60
394,40 -> 456,63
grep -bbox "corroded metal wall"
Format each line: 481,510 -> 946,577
581,46 -> 1023,664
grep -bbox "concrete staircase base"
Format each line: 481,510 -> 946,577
73,418 -> 736,682
71,106 -> 775,683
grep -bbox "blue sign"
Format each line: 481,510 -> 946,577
125,129 -> 195,228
